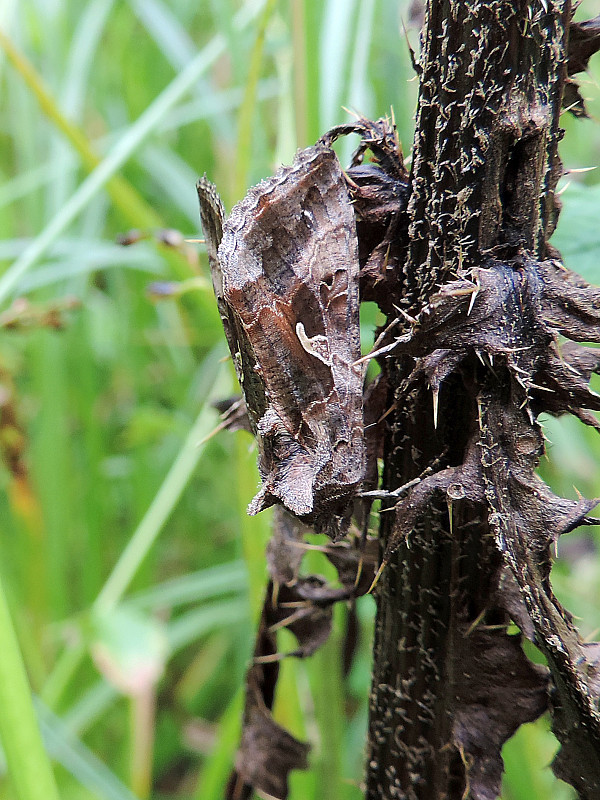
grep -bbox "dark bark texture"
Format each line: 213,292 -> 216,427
366,2 -> 600,799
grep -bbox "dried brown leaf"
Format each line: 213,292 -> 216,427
266,507 -> 309,587
452,626 -> 549,800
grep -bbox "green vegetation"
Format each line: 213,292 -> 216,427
1,1 -> 599,798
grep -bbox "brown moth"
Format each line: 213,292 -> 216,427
197,143 -> 365,538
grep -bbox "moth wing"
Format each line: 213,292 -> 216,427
218,146 -> 365,525
196,177 -> 241,367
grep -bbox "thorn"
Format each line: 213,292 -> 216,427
185,237 -> 205,243
341,167 -> 360,189
467,285 -> 479,316
398,307 -> 418,325
557,181 -> 571,196
341,105 -> 360,120
447,497 -> 453,535
510,363 -> 529,375
354,554 -> 364,588
432,386 -> 439,429
353,340 -> 398,366
528,382 -> 555,393
253,652 -> 286,665
464,608 -> 487,637
268,607 -> 308,633
197,417 -> 233,446
359,475 -> 422,501
368,560 -> 387,594
564,166 -> 597,174
560,100 -> 581,116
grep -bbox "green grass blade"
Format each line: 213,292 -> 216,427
36,699 -> 142,800
166,598 -> 249,652
0,571 -> 60,800
94,353 -> 226,612
194,689 -> 244,800
233,0 -> 279,196
127,560 -> 248,610
0,30 -> 226,304
130,0 -> 196,69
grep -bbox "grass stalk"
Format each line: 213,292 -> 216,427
0,569 -> 61,800
233,0 -> 279,197
93,359 -> 224,613
0,31 -> 226,304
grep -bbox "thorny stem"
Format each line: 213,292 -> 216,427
366,3 -> 571,798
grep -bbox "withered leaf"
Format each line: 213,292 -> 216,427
228,524 -> 377,798
229,698 -> 310,800
227,583 -> 310,800
269,579 -> 334,658
564,15 -> 600,116
325,118 -> 410,315
568,15 -> 600,76
266,506 -> 309,587
452,626 -> 549,800
478,386 -> 600,796
213,396 -> 252,434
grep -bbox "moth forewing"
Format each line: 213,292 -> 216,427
200,145 -> 366,538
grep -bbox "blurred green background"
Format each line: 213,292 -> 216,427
1,1 -> 600,798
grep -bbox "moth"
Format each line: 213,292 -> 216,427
197,143 -> 365,538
